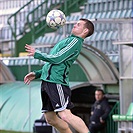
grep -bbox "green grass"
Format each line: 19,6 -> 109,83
0,130 -> 30,133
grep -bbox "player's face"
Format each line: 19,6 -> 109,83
71,20 -> 86,37
95,91 -> 104,101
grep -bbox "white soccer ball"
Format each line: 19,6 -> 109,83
46,10 -> 66,30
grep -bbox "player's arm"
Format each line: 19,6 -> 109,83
33,69 -> 42,79
25,44 -> 35,56
24,69 -> 42,85
33,38 -> 80,64
24,72 -> 35,85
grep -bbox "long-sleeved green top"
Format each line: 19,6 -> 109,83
33,34 -> 84,86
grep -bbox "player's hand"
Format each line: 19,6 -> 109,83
25,44 -> 35,56
24,72 -> 35,85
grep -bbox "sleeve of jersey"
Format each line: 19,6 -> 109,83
34,38 -> 80,64
33,69 -> 42,79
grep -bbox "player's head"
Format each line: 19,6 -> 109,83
95,89 -> 105,101
71,18 -> 94,38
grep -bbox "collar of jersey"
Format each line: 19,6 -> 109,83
71,34 -> 84,42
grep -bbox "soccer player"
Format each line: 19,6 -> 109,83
24,18 -> 94,133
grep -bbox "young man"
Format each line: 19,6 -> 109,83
89,89 -> 111,133
24,18 -> 94,133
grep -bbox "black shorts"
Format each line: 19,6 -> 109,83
41,80 -> 74,112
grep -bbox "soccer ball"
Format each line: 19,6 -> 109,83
46,9 -> 66,30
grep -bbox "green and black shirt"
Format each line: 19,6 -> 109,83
34,34 -> 84,86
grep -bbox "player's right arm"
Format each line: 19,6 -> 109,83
24,69 -> 42,85
33,69 -> 42,79
24,72 -> 35,85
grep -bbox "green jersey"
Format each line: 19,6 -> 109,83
34,34 -> 84,86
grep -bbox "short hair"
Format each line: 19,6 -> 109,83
80,18 -> 94,37
95,89 -> 105,95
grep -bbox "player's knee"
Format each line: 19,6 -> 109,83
60,115 -> 69,123
59,112 -> 73,123
46,117 -> 57,126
